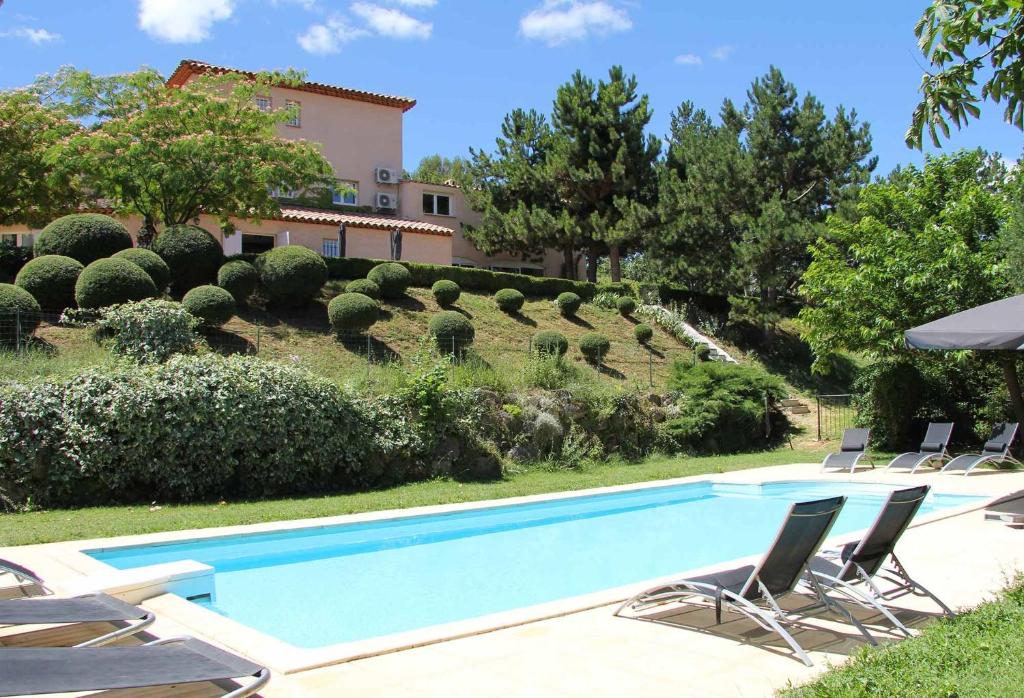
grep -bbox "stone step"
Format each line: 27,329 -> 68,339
781,398 -> 805,407
788,405 -> 811,415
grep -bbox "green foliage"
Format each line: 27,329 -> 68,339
34,214 -> 132,265
431,279 -> 461,306
151,225 -> 223,295
532,330 -> 569,356
521,352 -> 589,390
97,299 -> 199,364
15,255 -> 83,311
616,296 -> 636,316
0,241 -> 32,284
216,260 -> 258,304
113,248 -> 171,292
367,262 -> 412,299
634,323 -> 653,344
344,278 -> 380,299
579,332 -> 611,363
428,311 -> 475,350
591,291 -> 621,309
74,257 -> 157,309
182,285 -> 235,327
556,291 -> 582,317
0,283 -> 41,344
409,154 -> 470,184
663,361 -> 790,454
259,245 -> 327,306
328,292 -> 379,333
495,287 -> 526,313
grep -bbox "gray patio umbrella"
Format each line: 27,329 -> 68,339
905,294 -> 1024,426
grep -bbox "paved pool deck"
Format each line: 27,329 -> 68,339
3,461 -> 1024,697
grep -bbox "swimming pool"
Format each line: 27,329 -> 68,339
86,480 -> 983,649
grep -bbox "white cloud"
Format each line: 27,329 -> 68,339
0,26 -> 60,44
520,0 -> 631,46
297,17 -> 368,54
138,0 -> 235,43
350,3 -> 432,39
710,44 -> 734,60
390,0 -> 436,6
674,53 -> 702,67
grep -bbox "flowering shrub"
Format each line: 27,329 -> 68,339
98,299 -> 199,363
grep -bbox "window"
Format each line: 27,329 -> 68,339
18,233 -> 34,248
0,234 -> 16,246
322,239 -> 339,258
270,186 -> 301,199
332,181 -> 359,206
241,234 -> 275,255
284,100 -> 301,127
254,96 -> 271,112
422,192 -> 452,216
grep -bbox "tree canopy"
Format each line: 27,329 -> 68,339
407,154 -> 470,185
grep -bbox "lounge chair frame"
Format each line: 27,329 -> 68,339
885,422 -> 954,473
942,422 -> 1021,476
821,428 -> 872,474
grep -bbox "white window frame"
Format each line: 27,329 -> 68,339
284,100 -> 301,127
271,186 -> 302,199
254,95 -> 272,112
422,192 -> 453,217
332,181 -> 359,206
322,238 -> 340,258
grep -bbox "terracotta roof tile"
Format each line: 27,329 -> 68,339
276,206 -> 453,236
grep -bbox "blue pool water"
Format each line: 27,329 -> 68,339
87,480 -> 983,648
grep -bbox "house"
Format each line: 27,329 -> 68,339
1,59 -> 566,277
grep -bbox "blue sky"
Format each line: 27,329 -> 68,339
1,0 -> 1020,176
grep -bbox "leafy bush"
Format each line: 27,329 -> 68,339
182,285 -> 236,327
431,279 -> 461,306
532,330 -> 569,356
591,291 -> 621,309
428,310 -> 474,351
97,299 -> 199,363
617,296 -> 637,316
0,240 -> 32,283
521,352 -> 590,390
259,245 -> 327,306
345,278 -> 380,298
113,248 -> 171,292
634,323 -> 653,344
216,260 -> 258,303
15,255 -> 83,311
151,225 -> 223,294
328,292 -> 379,333
0,283 -> 41,345
556,292 -> 582,317
579,333 -> 611,363
662,361 -> 790,454
367,262 -> 412,299
74,258 -> 157,309
34,214 -> 132,264
495,288 -> 525,313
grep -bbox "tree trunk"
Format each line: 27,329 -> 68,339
562,247 -> 576,280
609,244 -> 621,283
1000,354 -> 1024,437
586,245 -> 599,283
137,215 -> 158,249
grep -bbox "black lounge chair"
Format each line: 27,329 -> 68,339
0,636 -> 270,697
615,496 -> 877,666
885,422 -> 954,473
942,422 -> 1020,476
808,485 -> 953,635
821,428 -> 871,473
0,593 -> 155,647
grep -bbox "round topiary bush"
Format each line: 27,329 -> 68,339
367,262 -> 411,299
428,310 -> 475,351
0,283 -> 41,344
345,278 -> 380,298
532,330 -> 569,357
151,225 -> 223,295
74,258 -> 158,309
328,292 -> 379,333
617,296 -> 637,316
579,332 -> 611,363
14,255 -> 83,311
432,279 -> 461,306
113,248 -> 171,292
634,323 -> 653,344
495,288 -> 525,314
182,285 -> 236,327
34,214 -> 132,265
259,245 -> 328,307
556,291 -> 582,317
217,260 -> 258,304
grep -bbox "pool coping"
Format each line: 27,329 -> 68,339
21,466 -> 1003,675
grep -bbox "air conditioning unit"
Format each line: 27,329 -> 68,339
375,192 -> 397,210
375,167 -> 399,184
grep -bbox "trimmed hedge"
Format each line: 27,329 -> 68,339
75,258 -> 158,309
34,214 -> 132,264
217,260 -> 258,304
579,333 -> 611,363
532,330 -> 568,357
259,246 -> 327,306
495,288 -> 525,313
182,285 -> 236,327
634,323 -> 653,344
432,279 -> 461,306
328,292 -> 379,333
556,292 -> 582,317
114,248 -> 171,292
367,262 -> 412,299
345,278 -> 380,298
617,296 -> 637,316
428,310 -> 474,350
152,225 -> 223,295
0,283 -> 41,344
15,255 -> 83,311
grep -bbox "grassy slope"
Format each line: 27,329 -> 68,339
0,449 -> 828,546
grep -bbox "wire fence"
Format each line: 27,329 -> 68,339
815,393 -> 855,440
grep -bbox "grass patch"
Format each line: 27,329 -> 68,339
783,576 -> 1024,698
0,448 -> 826,546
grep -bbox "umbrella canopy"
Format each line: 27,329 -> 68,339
905,294 -> 1024,351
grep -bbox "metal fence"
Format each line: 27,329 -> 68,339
815,393 -> 855,440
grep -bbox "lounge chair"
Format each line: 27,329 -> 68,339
0,592 -> 155,647
807,485 -> 953,638
0,559 -> 49,597
942,422 -> 1020,476
821,428 -> 871,473
885,422 -> 954,473
0,636 -> 270,697
615,496 -> 877,666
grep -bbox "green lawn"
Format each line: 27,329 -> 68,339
0,449 -> 827,546
783,577 -> 1024,698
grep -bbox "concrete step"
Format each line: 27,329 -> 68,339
788,405 -> 811,415
781,398 -> 805,408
